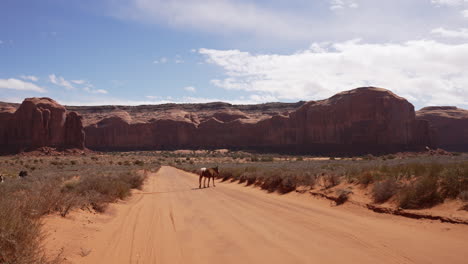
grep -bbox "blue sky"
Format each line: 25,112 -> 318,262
1,0 -> 468,108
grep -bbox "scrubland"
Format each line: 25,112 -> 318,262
0,153 -> 159,264
1,149 -> 467,263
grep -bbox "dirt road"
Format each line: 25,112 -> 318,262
46,166 -> 468,264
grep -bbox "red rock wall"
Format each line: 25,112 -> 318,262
83,87 -> 435,155
417,106 -> 468,152
0,98 -> 85,153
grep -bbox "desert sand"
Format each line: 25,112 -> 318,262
45,166 -> 468,264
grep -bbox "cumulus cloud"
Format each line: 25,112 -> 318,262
49,74 -> 75,90
432,27 -> 468,38
199,39 -> 468,108
462,9 -> 468,17
330,0 -> 358,10
19,75 -> 39,82
183,86 -> 196,92
0,78 -> 46,93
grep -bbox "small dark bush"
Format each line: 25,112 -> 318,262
250,156 -> 259,162
335,189 -> 352,205
372,178 -> 398,203
134,160 -> 145,166
279,177 -> 296,194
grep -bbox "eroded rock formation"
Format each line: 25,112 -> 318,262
0,98 -> 85,153
0,88 -> 440,155
79,87 -> 434,154
417,106 -> 468,152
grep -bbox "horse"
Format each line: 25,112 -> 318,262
199,166 -> 219,189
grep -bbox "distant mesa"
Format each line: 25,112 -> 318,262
1,87 -> 466,155
417,106 -> 468,152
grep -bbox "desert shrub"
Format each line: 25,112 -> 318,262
118,172 -> 146,189
0,183 -> 60,264
459,191 -> 468,202
279,177 -> 296,194
358,171 -> 374,186
260,156 -> 274,162
296,156 -> 303,161
133,160 -> 144,166
335,189 -> 352,205
250,156 -> 259,162
362,154 -> 375,160
70,160 -> 77,165
439,166 -> 468,199
323,173 -> 340,189
398,176 -> 442,209
295,172 -> 316,187
372,178 -> 398,203
261,174 -> 283,193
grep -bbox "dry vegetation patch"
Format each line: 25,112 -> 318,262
0,153 -> 160,264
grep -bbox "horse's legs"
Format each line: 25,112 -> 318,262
213,176 -> 216,187
203,177 -> 207,188
199,175 -> 202,189
207,176 -> 210,187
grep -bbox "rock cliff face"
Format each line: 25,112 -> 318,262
0,88 -> 438,155
0,98 -> 85,153
417,106 -> 468,152
80,87 -> 433,155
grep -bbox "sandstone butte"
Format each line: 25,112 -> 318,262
0,87 -> 466,154
417,106 -> 468,152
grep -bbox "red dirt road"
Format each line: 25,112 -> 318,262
45,166 -> 468,264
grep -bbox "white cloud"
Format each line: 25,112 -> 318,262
19,75 -> 39,82
59,96 -> 264,106
432,0 -> 468,6
71,80 -> 86,85
0,78 -> 46,93
330,0 -> 358,10
83,87 -> 108,94
153,57 -> 168,64
175,55 -> 184,64
462,9 -> 468,17
183,86 -> 196,92
432,27 -> 468,38
113,0 -> 313,40
200,39 -> 468,108
49,74 -> 75,90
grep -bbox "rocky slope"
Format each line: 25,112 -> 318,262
0,98 -> 85,153
0,87 -> 439,154
417,106 -> 468,152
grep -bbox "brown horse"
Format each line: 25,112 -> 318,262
199,166 -> 219,188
